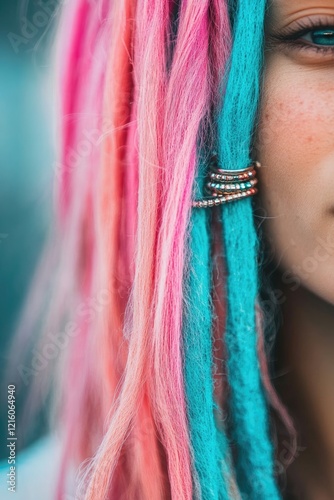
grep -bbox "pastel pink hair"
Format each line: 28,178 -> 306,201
5,0 -> 297,498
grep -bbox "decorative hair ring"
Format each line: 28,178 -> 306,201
192,153 -> 261,208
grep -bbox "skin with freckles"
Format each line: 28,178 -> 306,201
254,0 -> 334,305
252,0 -> 334,498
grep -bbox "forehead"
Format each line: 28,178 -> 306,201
267,0 -> 334,22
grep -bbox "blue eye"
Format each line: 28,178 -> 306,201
303,29 -> 334,46
267,21 -> 334,56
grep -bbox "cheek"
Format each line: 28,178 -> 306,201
254,59 -> 334,303
257,93 -> 320,230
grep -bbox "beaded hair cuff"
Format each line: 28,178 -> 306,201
192,153 -> 260,208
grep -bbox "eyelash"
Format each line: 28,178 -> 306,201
267,17 -> 334,55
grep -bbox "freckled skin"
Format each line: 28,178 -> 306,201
253,50 -> 334,304
252,4 -> 334,497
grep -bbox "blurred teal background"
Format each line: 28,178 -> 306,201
0,1 -> 59,459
